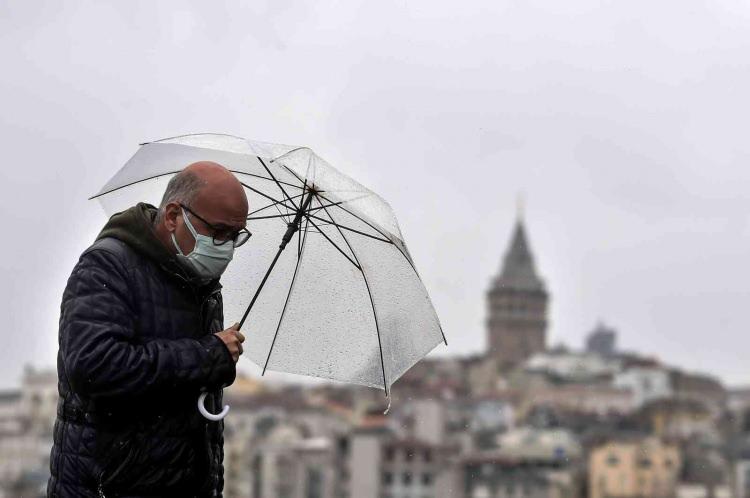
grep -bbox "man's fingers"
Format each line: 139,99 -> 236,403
215,329 -> 243,363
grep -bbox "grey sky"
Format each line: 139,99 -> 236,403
2,0 -> 749,389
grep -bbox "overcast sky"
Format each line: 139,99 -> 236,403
2,0 -> 749,390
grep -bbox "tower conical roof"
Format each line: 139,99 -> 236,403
494,219 -> 545,292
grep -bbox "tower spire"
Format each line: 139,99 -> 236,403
495,203 -> 544,292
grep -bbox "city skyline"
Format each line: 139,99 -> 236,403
3,213 -> 735,394
2,1 -> 750,390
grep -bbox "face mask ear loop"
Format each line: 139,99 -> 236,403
171,232 -> 186,257
181,207 -> 200,239
172,207 -> 197,257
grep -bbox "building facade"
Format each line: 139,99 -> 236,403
589,436 -> 681,498
486,217 -> 548,372
613,367 -> 673,409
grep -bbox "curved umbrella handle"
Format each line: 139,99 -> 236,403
197,392 -> 230,421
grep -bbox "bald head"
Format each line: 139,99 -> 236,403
182,161 -> 243,196
154,161 -> 250,258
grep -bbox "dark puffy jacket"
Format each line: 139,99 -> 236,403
47,203 -> 237,498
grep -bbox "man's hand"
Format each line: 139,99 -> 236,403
214,323 -> 245,363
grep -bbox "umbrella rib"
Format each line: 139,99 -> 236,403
240,182 -> 286,205
248,192 -> 305,216
229,170 -> 304,190
261,214 -> 311,376
317,192 -> 421,273
306,200 -> 346,213
319,194 -> 448,347
277,163 -> 307,187
305,213 -> 393,244
274,204 -> 291,225
257,157 -> 300,211
360,269 -> 389,397
316,199 -> 389,396
240,182 -> 295,223
89,165 -> 305,202
91,169 -> 304,202
275,162 -> 329,193
317,192 -> 394,240
304,216 -> 361,271
303,193 -> 370,214
88,170 -> 180,200
247,213 -> 296,221
306,220 -> 334,228
269,146 -> 311,164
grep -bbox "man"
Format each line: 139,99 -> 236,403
47,161 -> 249,497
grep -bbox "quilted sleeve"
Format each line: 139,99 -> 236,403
60,248 -> 236,399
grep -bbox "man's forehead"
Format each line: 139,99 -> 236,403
192,186 -> 248,227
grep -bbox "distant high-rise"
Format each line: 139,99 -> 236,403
586,321 -> 618,356
486,212 -> 548,371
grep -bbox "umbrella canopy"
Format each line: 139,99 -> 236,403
93,133 -> 446,396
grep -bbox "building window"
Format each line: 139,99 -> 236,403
405,450 -> 414,462
337,437 -> 349,456
382,472 -> 393,485
252,455 -> 262,498
306,468 -> 323,498
403,472 -> 413,485
424,450 -> 432,462
637,457 -> 652,469
422,473 -> 433,486
384,448 -> 395,461
606,454 -> 619,466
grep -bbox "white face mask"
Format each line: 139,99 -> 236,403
171,207 -> 234,282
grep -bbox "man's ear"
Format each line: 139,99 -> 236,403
163,202 -> 181,232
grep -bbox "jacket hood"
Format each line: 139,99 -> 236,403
95,202 -> 218,290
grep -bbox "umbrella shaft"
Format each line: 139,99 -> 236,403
280,190 -> 315,250
238,189 -> 315,330
280,224 -> 297,250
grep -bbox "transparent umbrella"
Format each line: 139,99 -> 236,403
92,133 -> 447,419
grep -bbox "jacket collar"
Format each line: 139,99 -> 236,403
96,202 -> 222,295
